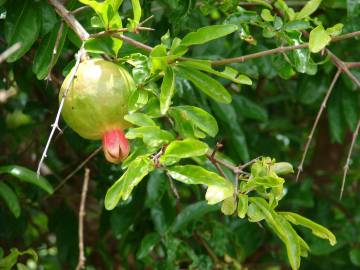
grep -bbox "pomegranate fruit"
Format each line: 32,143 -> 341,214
59,59 -> 135,163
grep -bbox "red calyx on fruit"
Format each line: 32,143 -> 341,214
102,129 -> 130,164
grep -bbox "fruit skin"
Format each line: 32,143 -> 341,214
59,59 -> 135,163
59,59 -> 135,140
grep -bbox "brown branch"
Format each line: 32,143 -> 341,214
0,42 -> 21,64
296,69 -> 341,181
326,49 -> 360,89
48,146 -> 102,197
340,119 -> 360,199
48,0 -> 89,41
37,46 -> 86,175
76,168 -> 90,270
166,172 -> 180,201
48,0 -> 360,67
346,62 -> 360,69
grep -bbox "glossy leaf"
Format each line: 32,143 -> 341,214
4,0 -> 41,62
221,196 -> 236,215
0,166 -> 53,194
105,156 -> 154,210
160,67 -> 175,115
280,212 -> 337,246
32,23 -> 68,80
250,197 -> 302,270
0,182 -> 20,218
233,95 -> 268,122
167,165 -> 234,204
326,23 -> 344,36
175,66 -> 232,104
169,106 -> 219,137
0,248 -> 37,270
149,45 -> 168,73
296,0 -> 323,19
180,24 -> 238,47
131,0 -> 141,23
171,201 -> 220,232
237,194 -> 248,219
124,113 -> 156,127
126,126 -> 174,147
136,233 -> 160,259
309,25 -> 331,53
177,61 -> 252,85
271,162 -> 294,175
261,9 -> 274,22
159,138 -> 209,166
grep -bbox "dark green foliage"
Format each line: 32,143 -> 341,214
0,0 -> 359,269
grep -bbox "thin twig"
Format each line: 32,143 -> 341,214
340,119 -> 360,200
296,69 -> 341,181
166,173 -> 180,201
326,49 -> 360,89
76,168 -> 90,270
37,46 -> 85,176
138,15 -> 155,27
0,43 -> 21,64
46,22 -> 64,83
49,146 -> 102,197
48,0 -> 89,41
71,6 -> 90,15
47,0 -> 360,67
346,62 -> 360,69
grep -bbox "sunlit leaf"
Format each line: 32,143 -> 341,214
105,156 -> 154,210
280,212 -> 337,246
160,67 -> 175,115
296,0 -> 323,19
181,24 -> 238,47
159,138 -> 209,166
309,25 -> 331,53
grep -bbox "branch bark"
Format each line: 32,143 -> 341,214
76,168 -> 90,270
340,119 -> 360,199
296,69 -> 341,181
37,46 -> 85,175
0,42 -> 21,64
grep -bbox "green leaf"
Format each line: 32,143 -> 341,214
175,66 -> 232,104
149,44 -> 168,73
296,0 -> 323,19
284,20 -> 311,32
171,201 -> 220,232
0,182 -> 20,218
237,194 -> 248,218
169,106 -> 219,137
128,89 -> 149,112
0,166 -> 53,194
79,0 -> 122,29
32,23 -> 68,80
105,156 -> 154,210
261,9 -> 275,22
326,23 -> 343,37
233,95 -> 268,122
4,0 -> 41,62
250,197 -> 302,270
136,233 -> 160,259
159,138 -> 209,166
180,24 -> 238,47
124,113 -> 156,127
0,248 -> 37,270
221,196 -> 236,215
131,0 -> 141,23
309,25 -> 331,53
177,61 -> 252,85
271,162 -> 294,175
350,248 -> 360,267
279,212 -> 337,246
244,175 -> 284,191
167,165 -> 234,204
126,126 -> 174,147
160,67 -> 175,115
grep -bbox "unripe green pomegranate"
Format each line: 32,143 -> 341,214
59,59 -> 135,163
